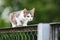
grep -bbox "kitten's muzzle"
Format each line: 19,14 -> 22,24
29,18 -> 33,21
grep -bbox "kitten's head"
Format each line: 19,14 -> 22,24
23,8 -> 35,21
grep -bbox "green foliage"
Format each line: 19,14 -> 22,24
0,0 -> 60,40
0,18 -> 10,28
58,31 -> 60,40
0,0 -> 60,27
0,31 -> 37,40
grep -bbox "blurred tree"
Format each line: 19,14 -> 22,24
0,0 -> 60,27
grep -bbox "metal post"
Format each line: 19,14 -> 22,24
37,23 -> 50,40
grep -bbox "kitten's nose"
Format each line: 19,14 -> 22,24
30,19 -> 31,20
30,18 -> 32,21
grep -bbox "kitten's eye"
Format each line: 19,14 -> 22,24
31,16 -> 33,17
27,16 -> 29,17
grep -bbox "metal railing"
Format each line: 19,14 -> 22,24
0,23 -> 60,40
50,23 -> 60,40
0,25 -> 37,40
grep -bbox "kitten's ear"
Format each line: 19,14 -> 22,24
23,8 -> 27,14
30,8 -> 35,16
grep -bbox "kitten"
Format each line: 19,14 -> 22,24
9,8 -> 35,27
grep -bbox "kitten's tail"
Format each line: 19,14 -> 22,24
1,7 -> 12,23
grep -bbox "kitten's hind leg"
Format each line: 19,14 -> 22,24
10,22 -> 17,27
10,22 -> 12,27
12,23 -> 17,27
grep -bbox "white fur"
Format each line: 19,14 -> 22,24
9,10 -> 34,27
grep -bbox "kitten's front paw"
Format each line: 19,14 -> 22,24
23,24 -> 27,26
12,25 -> 16,27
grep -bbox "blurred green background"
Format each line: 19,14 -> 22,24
0,0 -> 60,40
0,0 -> 60,27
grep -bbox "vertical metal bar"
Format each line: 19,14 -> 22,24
54,27 -> 58,40
52,26 -> 55,40
49,26 -> 53,40
37,23 -> 50,40
51,25 -> 58,40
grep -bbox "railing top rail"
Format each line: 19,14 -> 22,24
50,22 -> 60,27
0,24 -> 37,33
50,22 -> 60,24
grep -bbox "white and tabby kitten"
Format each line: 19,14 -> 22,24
9,8 -> 35,27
